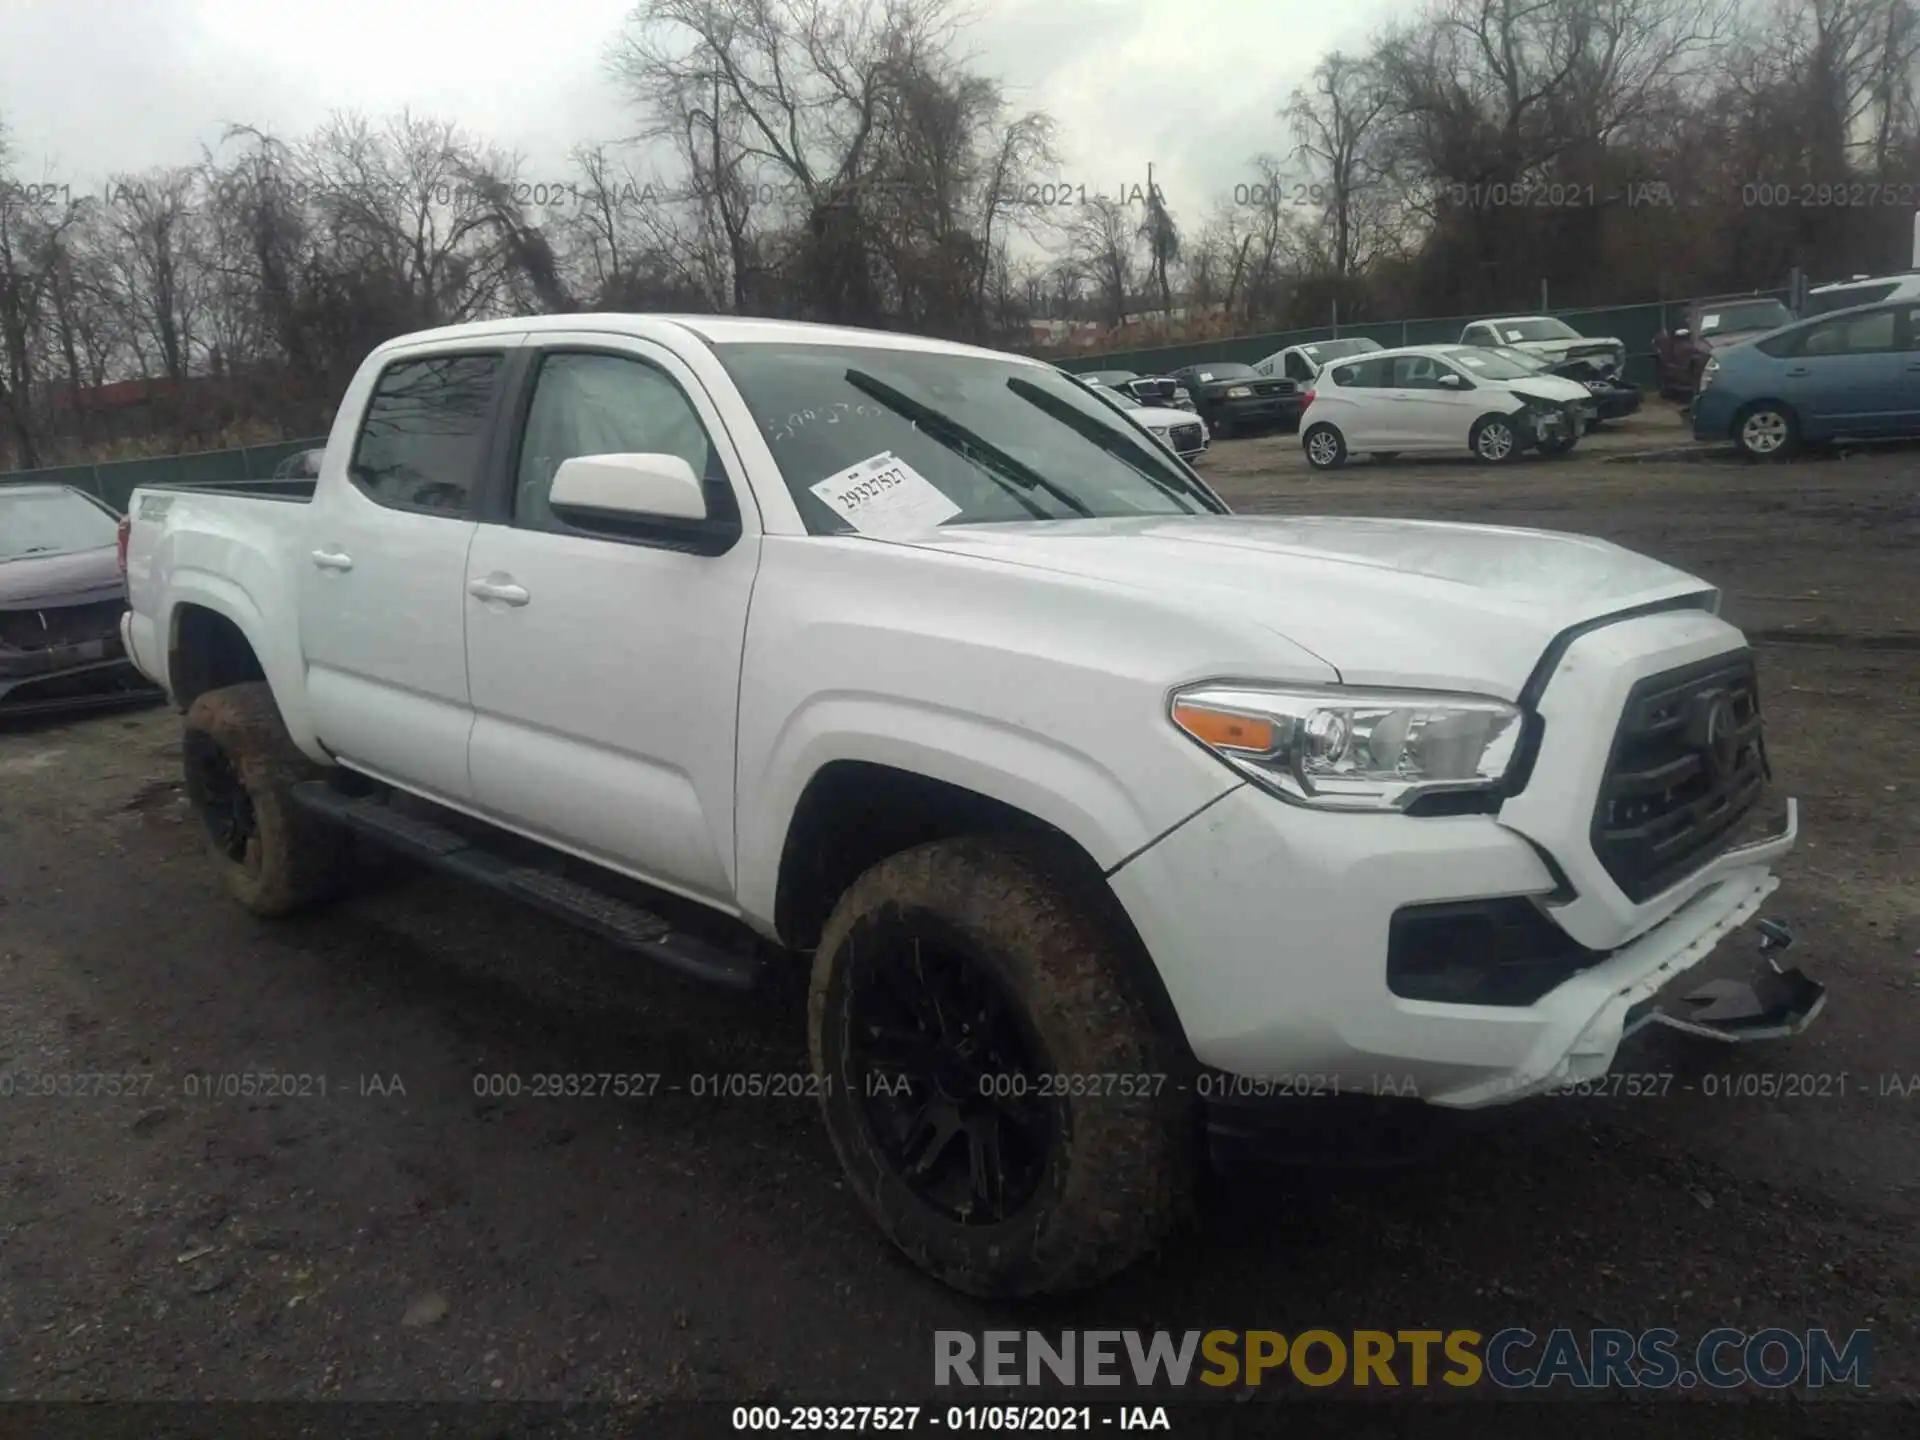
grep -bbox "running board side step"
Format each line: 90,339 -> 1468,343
287,782 -> 768,991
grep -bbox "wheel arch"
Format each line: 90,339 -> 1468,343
162,579 -> 323,758
767,756 -> 1197,1062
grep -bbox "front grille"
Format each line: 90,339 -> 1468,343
1591,651 -> 1767,902
0,599 -> 125,652
1171,423 -> 1203,451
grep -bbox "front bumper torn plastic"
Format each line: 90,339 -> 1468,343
1621,917 -> 1826,1043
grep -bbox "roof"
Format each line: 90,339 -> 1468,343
373,312 -> 1033,364
1472,316 -> 1559,326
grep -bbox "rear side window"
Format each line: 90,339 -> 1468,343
1333,357 -> 1393,388
1799,308 -> 1899,357
349,354 -> 504,515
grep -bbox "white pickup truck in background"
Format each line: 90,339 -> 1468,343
120,314 -> 1823,1297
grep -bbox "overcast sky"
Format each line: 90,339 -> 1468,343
1,0 -> 1399,223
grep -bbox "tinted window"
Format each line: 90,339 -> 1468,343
514,352 -> 731,532
350,354 -> 502,514
1333,357 -> 1393,388
0,487 -> 118,561
1391,354 -> 1457,388
1799,308 -> 1898,357
1284,352 -> 1316,382
1802,283 -> 1898,317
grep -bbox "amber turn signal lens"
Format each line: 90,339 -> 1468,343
1172,701 -> 1275,753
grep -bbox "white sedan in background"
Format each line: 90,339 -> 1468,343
1085,383 -> 1210,460
1299,345 -> 1596,469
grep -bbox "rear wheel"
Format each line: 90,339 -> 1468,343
1303,424 -> 1348,470
1470,415 -> 1521,463
809,836 -> 1195,1297
182,682 -> 349,916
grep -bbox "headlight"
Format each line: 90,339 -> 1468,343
1226,385 -> 1251,398
1699,357 -> 1720,391
1170,684 -> 1523,811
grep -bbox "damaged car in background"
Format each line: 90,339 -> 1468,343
1459,315 -> 1629,382
0,482 -> 159,717
1080,379 -> 1210,460
1078,368 -> 1197,412
1481,342 -> 1642,424
1299,345 -> 1597,468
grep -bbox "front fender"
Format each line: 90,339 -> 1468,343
734,692 -> 1236,932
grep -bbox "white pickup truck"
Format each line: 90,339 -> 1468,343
121,314 -> 1823,1297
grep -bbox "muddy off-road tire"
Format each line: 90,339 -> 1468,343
181,682 -> 348,917
809,835 -> 1196,1297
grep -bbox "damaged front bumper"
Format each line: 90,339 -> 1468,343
1621,917 -> 1825,1044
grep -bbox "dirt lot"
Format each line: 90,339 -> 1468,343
2,405 -> 1916,1431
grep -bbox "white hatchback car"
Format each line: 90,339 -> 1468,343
1299,345 -> 1597,469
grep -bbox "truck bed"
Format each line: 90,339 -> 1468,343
139,477 -> 317,502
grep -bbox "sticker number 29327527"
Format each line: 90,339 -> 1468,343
808,452 -> 962,538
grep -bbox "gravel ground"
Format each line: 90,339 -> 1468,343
1,403 -> 1915,1435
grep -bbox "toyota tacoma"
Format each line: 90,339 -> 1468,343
120,314 -> 1823,1298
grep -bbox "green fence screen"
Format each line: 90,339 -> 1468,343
1,437 -> 329,513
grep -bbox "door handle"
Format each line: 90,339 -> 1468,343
467,577 -> 530,606
310,549 -> 353,571
1785,367 -> 1810,377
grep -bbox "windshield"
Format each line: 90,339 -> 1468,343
1301,339 -> 1381,362
1444,348 -> 1543,381
1699,301 -> 1792,334
1485,345 -> 1549,372
715,344 -> 1222,534
0,487 -> 119,562
1190,363 -> 1257,381
1493,318 -> 1580,342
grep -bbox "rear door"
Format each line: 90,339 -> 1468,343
297,341 -> 516,801
1326,356 -> 1395,445
461,337 -> 761,905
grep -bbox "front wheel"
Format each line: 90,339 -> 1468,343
1734,403 -> 1798,459
1303,424 -> 1348,470
182,682 -> 349,916
809,836 -> 1196,1297
1470,416 -> 1521,463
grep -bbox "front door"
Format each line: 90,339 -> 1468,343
462,339 -> 761,906
1791,306 -> 1907,434
297,344 -> 514,801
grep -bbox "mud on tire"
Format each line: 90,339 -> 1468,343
809,835 -> 1196,1297
181,682 -> 348,917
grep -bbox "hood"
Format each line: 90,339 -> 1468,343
898,515 -> 1713,699
0,545 -> 125,608
1505,373 -> 1595,404
1128,406 -> 1202,430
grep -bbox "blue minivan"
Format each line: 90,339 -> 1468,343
1691,299 -> 1920,458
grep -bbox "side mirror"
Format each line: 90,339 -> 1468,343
550,453 -> 708,524
1672,327 -> 1691,339
1437,372 -> 1464,387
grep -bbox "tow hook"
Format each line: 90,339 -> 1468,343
1620,917 -> 1827,1043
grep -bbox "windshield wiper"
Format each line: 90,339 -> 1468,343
1005,376 -> 1222,513
843,369 -> 1091,520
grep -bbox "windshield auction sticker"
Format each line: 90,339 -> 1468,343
810,452 -> 961,538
